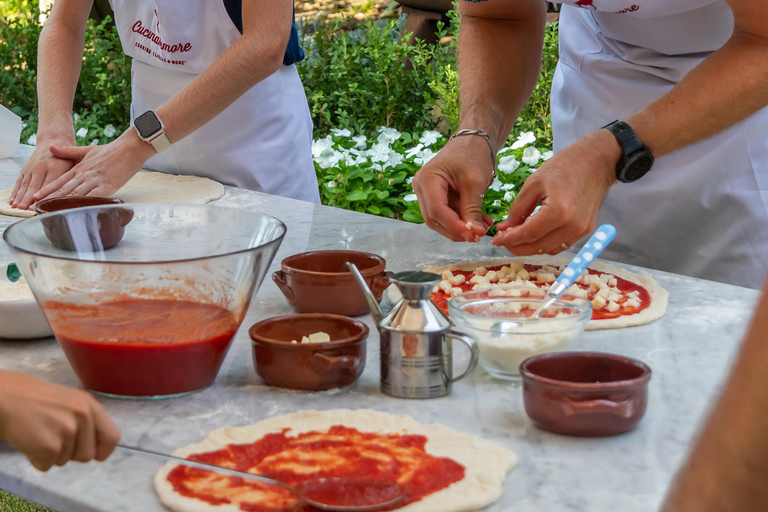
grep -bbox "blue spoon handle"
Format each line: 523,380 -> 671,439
550,224 -> 616,296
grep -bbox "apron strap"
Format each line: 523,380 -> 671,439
222,0 -> 305,65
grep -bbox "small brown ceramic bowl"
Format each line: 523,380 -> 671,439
34,197 -> 134,251
520,351 -> 652,437
249,313 -> 369,391
272,250 -> 391,316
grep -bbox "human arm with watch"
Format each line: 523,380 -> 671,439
10,0 -> 295,209
413,0 -> 768,253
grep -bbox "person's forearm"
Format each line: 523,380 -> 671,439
458,1 -> 546,150
626,1 -> 768,158
152,1 -> 291,146
662,281 -> 768,512
35,2 -> 90,144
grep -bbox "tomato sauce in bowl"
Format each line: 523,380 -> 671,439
43,299 -> 240,398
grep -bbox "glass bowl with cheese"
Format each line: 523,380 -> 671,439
449,287 -> 591,380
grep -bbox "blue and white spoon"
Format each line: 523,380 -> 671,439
530,224 -> 617,320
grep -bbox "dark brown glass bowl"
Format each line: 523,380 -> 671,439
35,197 -> 133,251
272,250 -> 391,316
249,314 -> 368,391
520,351 -> 652,437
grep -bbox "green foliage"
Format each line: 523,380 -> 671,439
296,14 -> 459,137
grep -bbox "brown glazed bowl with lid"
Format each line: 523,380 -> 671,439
272,250 -> 391,316
520,351 -> 652,437
34,197 -> 133,251
249,313 -> 368,391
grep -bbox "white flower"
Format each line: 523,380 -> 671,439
386,151 -> 404,168
419,130 -> 442,146
316,148 -> 342,169
522,147 -> 542,166
90,138 -> 99,146
26,134 -> 37,146
73,113 -> 80,121
368,143 -> 391,163
343,152 -> 357,166
511,131 -> 536,149
542,150 -> 554,161
351,135 -> 367,149
498,155 -> 520,174
377,126 -> 401,144
312,136 -> 334,158
403,194 -> 418,202
414,148 -> 436,165
492,200 -> 502,207
405,144 -> 424,159
501,183 -> 515,191
497,146 -> 515,155
503,191 -> 514,202
489,178 -> 503,192
406,176 -> 414,185
331,128 -> 352,138
76,127 -> 88,138
103,124 -> 116,138
327,180 -> 337,189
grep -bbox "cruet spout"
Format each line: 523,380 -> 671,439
346,262 -> 384,327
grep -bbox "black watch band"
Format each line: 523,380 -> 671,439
602,120 -> 654,183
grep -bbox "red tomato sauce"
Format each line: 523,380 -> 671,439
42,299 -> 239,396
431,264 -> 650,320
167,425 -> 465,511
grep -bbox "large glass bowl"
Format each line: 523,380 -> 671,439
448,287 -> 591,380
3,204 -> 286,398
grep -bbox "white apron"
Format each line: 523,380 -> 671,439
551,0 -> 768,289
109,0 -> 320,203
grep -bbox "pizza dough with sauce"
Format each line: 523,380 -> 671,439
0,171 -> 225,217
154,409 -> 518,512
388,256 -> 669,331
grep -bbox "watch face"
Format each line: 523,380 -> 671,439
134,111 -> 162,139
621,152 -> 655,182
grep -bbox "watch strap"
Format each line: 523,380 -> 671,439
602,120 -> 653,182
148,132 -> 171,154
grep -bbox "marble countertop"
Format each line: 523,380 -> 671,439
0,145 -> 760,512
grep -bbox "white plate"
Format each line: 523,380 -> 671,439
0,262 -> 54,340
0,297 -> 54,339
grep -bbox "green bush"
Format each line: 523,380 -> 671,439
296,14 -> 458,137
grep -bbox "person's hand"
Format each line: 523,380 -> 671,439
412,136 -> 495,242
32,130 -> 155,203
9,137 -> 77,211
0,371 -> 121,471
491,130 -> 621,255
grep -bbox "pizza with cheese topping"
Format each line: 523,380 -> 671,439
154,410 -> 517,512
407,256 -> 667,330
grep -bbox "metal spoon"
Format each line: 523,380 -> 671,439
529,224 -> 617,320
117,444 -> 405,511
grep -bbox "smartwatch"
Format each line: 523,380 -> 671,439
602,120 -> 654,183
133,110 -> 171,154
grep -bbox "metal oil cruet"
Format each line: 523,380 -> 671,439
347,264 -> 479,399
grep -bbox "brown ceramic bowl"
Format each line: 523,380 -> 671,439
249,313 -> 369,391
520,351 -> 652,437
34,197 -> 134,251
272,250 -> 391,316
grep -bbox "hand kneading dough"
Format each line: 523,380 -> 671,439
154,409 -> 518,512
0,171 -> 225,218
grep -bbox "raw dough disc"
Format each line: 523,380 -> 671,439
154,409 -> 518,512
0,171 -> 225,218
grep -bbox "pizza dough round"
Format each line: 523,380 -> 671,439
0,171 -> 225,218
389,256 -> 668,330
154,409 -> 518,512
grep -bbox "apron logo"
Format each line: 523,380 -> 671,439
575,0 -> 596,9
132,20 -> 191,53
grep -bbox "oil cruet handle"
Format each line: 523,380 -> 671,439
444,330 -> 479,383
